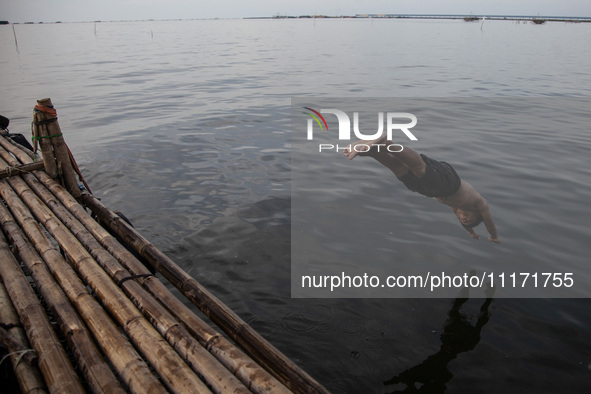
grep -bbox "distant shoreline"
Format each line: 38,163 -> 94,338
246,14 -> 591,23
4,14 -> 591,25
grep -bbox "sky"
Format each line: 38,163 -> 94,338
2,0 -> 590,23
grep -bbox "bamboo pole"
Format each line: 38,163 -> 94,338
0,178 -> 167,394
0,121 -> 299,393
17,162 -> 253,394
0,161 -> 44,179
32,98 -> 80,198
3,133 -> 38,161
81,193 -> 329,394
0,326 -> 36,365
0,217 -> 85,393
0,198 -> 126,394
0,281 -> 47,394
0,136 -> 46,172
32,112 -> 56,178
1,172 -> 212,394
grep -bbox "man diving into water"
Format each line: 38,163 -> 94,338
344,135 -> 500,243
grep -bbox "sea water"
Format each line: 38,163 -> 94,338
1,18 -> 590,392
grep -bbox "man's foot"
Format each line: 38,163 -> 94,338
343,134 -> 388,160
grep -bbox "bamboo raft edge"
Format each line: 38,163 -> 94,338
0,99 -> 329,394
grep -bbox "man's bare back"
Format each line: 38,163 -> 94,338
344,136 -> 500,243
436,180 -> 482,211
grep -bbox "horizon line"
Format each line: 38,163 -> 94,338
4,13 -> 591,25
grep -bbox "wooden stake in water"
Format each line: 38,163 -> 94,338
12,24 -> 19,54
33,98 -> 81,198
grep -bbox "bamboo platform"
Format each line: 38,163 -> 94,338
0,99 -> 329,394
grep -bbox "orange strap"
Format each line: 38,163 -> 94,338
34,104 -> 57,117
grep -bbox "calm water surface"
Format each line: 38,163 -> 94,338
1,19 -> 591,392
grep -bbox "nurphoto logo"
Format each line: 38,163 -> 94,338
302,107 -> 418,153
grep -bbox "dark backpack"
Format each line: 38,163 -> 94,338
0,114 -> 35,151
0,114 -> 9,130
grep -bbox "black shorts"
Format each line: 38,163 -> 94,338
398,154 -> 461,198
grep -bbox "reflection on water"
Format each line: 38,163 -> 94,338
384,296 -> 493,393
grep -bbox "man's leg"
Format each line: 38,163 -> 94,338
344,135 -> 426,178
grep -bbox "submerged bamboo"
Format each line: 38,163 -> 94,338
0,215 -> 85,394
0,281 -> 47,394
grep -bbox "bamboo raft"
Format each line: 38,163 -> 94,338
0,99 -> 329,394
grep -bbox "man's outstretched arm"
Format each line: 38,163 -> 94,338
479,201 -> 500,243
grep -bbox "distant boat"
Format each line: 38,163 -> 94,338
0,21 -> 9,25
532,18 -> 546,24
464,16 -> 479,22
